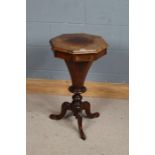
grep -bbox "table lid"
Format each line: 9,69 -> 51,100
50,33 -> 108,54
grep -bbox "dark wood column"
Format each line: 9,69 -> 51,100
65,60 -> 93,93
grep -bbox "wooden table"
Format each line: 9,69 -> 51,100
49,33 -> 108,140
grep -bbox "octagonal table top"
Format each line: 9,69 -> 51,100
50,33 -> 108,55
49,33 -> 108,62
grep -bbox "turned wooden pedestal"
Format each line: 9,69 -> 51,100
49,33 -> 108,140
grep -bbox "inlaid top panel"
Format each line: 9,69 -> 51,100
50,33 -> 108,54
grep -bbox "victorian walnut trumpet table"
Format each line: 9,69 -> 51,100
49,33 -> 108,140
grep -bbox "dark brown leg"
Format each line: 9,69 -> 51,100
76,114 -> 86,140
70,94 -> 86,140
49,102 -> 70,120
82,101 -> 100,118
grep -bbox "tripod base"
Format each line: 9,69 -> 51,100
49,93 -> 100,140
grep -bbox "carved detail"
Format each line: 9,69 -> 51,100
49,33 -> 107,140
49,102 -> 70,120
49,93 -> 99,140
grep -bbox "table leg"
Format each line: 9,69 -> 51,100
82,101 -> 100,118
49,102 -> 70,120
77,115 -> 86,140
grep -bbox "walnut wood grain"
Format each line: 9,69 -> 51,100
49,33 -> 108,140
50,33 -> 108,62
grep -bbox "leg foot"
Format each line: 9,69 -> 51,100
82,101 -> 100,119
77,115 -> 86,140
49,102 -> 70,120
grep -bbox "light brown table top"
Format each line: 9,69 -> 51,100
50,33 -> 108,61
50,33 -> 108,55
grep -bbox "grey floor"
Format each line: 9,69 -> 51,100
27,94 -> 129,155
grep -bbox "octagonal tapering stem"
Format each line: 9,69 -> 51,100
65,60 -> 92,93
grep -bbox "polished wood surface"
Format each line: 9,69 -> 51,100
65,61 -> 92,93
53,49 -> 107,62
49,33 -> 108,140
50,33 -> 108,54
50,33 -> 107,62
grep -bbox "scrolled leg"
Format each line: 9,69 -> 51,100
49,102 -> 70,120
82,101 -> 100,118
